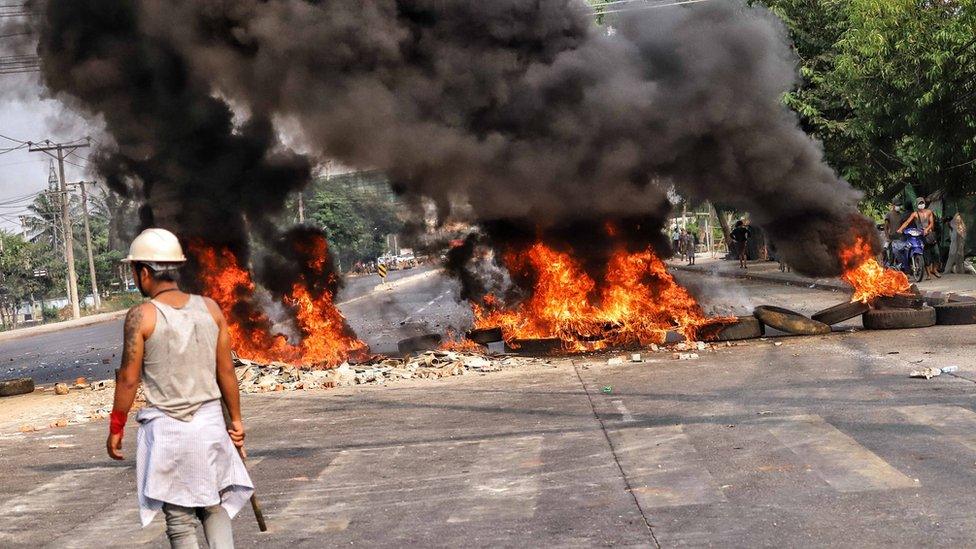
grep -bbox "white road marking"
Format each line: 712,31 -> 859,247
446,436 -> 544,523
611,400 -> 636,423
401,289 -> 452,324
611,425 -> 726,508
761,415 -> 915,492
269,448 -> 396,535
897,405 -> 976,453
0,467 -> 119,543
52,457 -> 265,548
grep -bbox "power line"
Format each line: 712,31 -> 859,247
0,142 -> 28,155
592,0 -> 712,14
0,132 -> 28,144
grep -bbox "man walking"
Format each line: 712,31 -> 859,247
107,228 -> 253,548
730,219 -> 750,269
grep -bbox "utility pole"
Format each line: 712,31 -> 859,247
29,138 -> 89,319
297,193 -> 305,223
70,181 -> 101,310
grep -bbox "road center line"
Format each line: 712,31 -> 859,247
401,289 -> 452,324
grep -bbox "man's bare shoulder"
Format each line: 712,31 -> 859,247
199,296 -> 226,322
124,302 -> 154,333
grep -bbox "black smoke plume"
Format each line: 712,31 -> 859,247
17,1 -> 353,336
130,0 -> 874,278
18,1 -> 879,307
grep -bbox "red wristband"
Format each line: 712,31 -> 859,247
109,410 -> 127,436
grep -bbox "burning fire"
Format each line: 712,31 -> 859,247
472,242 -> 726,350
193,242 -> 366,367
840,236 -> 910,303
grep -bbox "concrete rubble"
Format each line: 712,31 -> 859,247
234,351 -> 550,393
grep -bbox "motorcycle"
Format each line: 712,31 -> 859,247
887,227 -> 926,283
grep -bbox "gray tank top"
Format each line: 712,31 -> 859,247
142,294 -> 222,422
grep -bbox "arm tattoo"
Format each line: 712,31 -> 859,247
121,306 -> 143,367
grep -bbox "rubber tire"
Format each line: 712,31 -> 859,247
934,302 -> 976,325
700,316 -> 764,341
0,377 -> 34,397
811,301 -> 870,326
397,334 -> 443,354
911,255 -> 925,283
862,306 -> 936,330
506,338 -> 564,354
466,327 -> 503,344
874,295 -> 924,310
753,305 -> 831,336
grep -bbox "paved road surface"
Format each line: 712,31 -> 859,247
3,272 -> 976,546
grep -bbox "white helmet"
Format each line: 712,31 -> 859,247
122,228 -> 187,266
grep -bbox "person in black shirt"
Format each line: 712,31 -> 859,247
730,219 -> 750,269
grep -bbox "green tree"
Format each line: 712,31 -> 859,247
761,0 -> 976,203
0,232 -> 47,329
308,173 -> 403,269
833,0 -> 976,198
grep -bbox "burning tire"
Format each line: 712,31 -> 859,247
811,301 -> 870,326
466,327 -> 503,344
933,302 -> 976,325
699,316 -> 764,341
397,334 -> 443,354
0,377 -> 34,397
753,306 -> 831,336
873,294 -> 924,310
506,338 -> 564,354
862,306 -> 936,330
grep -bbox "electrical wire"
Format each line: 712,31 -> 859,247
595,0 -> 712,14
0,132 -> 28,144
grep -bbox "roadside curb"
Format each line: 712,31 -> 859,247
671,262 -> 972,304
0,309 -> 128,343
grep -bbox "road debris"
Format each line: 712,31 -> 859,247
910,367 -> 941,379
233,351 -> 548,393
601,386 -> 613,394
53,383 -> 69,395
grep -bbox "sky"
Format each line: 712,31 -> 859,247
0,71 -> 95,233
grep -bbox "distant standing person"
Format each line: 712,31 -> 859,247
683,230 -> 696,265
898,197 -> 940,279
943,212 -> 967,274
730,219 -> 750,269
671,226 -> 681,254
884,201 -> 904,241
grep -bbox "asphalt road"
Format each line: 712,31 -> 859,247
0,265 -> 459,384
3,272 -> 976,546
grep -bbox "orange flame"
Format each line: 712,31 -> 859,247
840,236 -> 910,303
439,329 -> 486,352
193,244 -> 366,367
472,242 -> 727,349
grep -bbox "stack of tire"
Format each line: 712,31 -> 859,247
858,293 -> 976,330
860,294 -> 936,330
